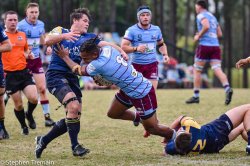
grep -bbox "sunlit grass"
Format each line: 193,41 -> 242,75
0,89 -> 250,166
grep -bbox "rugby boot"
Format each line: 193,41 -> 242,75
185,96 -> 199,104
246,145 -> 250,155
225,88 -> 233,105
44,113 -> 55,127
72,144 -> 90,157
22,126 -> 29,135
35,136 -> 46,158
25,111 -> 36,129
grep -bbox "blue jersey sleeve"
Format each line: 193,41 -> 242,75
123,27 -> 134,41
0,27 -> 8,42
156,26 -> 163,41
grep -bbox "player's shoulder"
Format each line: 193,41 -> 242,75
37,20 -> 45,26
49,26 -> 68,35
150,24 -> 160,30
18,19 -> 26,26
127,24 -> 139,31
181,116 -> 201,129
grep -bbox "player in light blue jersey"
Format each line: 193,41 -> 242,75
121,5 -> 169,91
0,26 -> 12,140
55,38 -> 175,149
186,0 -> 233,105
17,2 -> 55,128
35,8 -> 127,159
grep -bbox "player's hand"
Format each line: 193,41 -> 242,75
46,46 -> 52,55
137,45 -> 147,53
163,55 -> 170,64
62,32 -> 80,42
194,33 -> 200,42
55,43 -> 69,59
121,51 -> 129,61
236,58 -> 249,69
27,51 -> 35,59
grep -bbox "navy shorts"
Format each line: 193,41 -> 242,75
202,114 -> 233,153
46,70 -> 82,103
115,87 -> 157,120
0,61 -> 5,88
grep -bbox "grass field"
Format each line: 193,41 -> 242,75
0,89 -> 250,166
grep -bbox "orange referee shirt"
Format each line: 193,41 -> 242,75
2,31 -> 28,71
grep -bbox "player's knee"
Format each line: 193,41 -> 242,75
144,126 -> 158,135
193,64 -> 204,72
37,86 -> 46,94
107,111 -> 118,119
211,64 -> 221,71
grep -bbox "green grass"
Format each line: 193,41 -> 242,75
0,89 -> 250,166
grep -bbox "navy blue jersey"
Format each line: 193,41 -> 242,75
47,26 -> 100,72
165,115 -> 232,155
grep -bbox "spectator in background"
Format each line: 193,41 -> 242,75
186,0 -> 233,105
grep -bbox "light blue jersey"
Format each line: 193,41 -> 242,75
196,11 -> 219,46
86,46 -> 152,98
123,24 -> 162,64
18,19 -> 45,58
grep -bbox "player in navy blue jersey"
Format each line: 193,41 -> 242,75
164,104 -> 250,155
0,26 -> 12,140
54,37 -> 175,149
35,8 -> 127,158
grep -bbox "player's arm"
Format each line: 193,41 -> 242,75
194,18 -> 209,42
170,115 -> 186,131
236,57 -> 250,69
121,38 -> 136,53
0,39 -> 12,52
45,27 -> 80,46
157,39 -> 169,63
98,41 -> 129,61
217,25 -> 223,38
55,44 -> 86,76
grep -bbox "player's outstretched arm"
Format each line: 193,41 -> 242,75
236,57 -> 250,69
55,44 -> 86,76
98,41 -> 129,61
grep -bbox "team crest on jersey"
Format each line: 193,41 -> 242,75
17,36 -> 23,41
151,35 -> 157,40
87,64 -> 96,73
131,68 -> 138,77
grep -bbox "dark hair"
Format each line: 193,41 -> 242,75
4,10 -> 18,20
196,0 -> 208,9
25,2 -> 39,12
80,37 -> 99,53
70,8 -> 91,25
175,132 -> 192,155
137,5 -> 150,13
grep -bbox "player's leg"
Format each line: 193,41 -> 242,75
210,61 -> 233,105
186,61 -> 205,104
33,72 -> 55,126
10,91 -> 29,135
0,87 -> 7,139
150,79 -> 158,91
107,90 -> 141,126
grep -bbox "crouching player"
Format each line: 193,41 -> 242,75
56,38 -> 175,146
164,104 -> 250,155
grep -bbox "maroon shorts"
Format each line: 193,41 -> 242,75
132,61 -> 158,80
27,57 -> 44,74
115,87 -> 157,119
195,45 -> 221,62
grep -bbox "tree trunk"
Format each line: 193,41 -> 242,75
168,0 -> 177,56
184,0 -> 191,50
